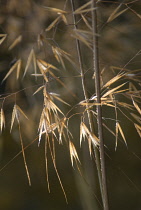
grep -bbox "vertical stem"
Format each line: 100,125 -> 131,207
70,0 -> 103,200
91,1 -> 109,210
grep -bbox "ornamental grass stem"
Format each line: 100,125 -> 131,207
91,0 -> 109,209
70,0 -> 103,202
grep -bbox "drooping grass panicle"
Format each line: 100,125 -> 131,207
1,0 -> 141,208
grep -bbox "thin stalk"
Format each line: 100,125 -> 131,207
18,122 -> 31,186
91,1 -> 109,210
70,0 -> 103,199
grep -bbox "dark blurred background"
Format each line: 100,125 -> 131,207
0,0 -> 141,209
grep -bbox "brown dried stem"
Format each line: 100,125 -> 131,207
91,0 -> 109,209
70,0 -> 103,200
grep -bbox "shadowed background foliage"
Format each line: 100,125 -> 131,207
0,0 -> 141,209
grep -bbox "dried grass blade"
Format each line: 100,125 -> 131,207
80,102 -> 101,106
10,105 -> 18,132
23,49 -> 35,77
43,91 -> 64,115
46,99 -> 64,115
8,35 -> 22,50
131,113 -> 141,124
125,6 -> 141,19
17,59 -> 22,79
88,136 -> 92,156
107,4 -> 126,23
104,73 -> 124,88
69,141 -> 80,167
48,138 -> 68,203
90,133 -> 99,147
37,59 -> 59,71
134,123 -> 141,138
32,50 -> 37,76
52,46 -> 67,69
51,94 -> 70,106
53,48 -> 65,69
102,83 -> 126,98
42,6 -> 68,14
117,102 -> 134,110
132,98 -> 141,115
73,1 -> 92,14
103,103 -> 115,107
52,46 -> 60,63
74,8 -> 97,14
115,122 -> 119,150
107,8 -> 128,23
114,88 -> 129,94
45,16 -> 61,32
37,60 -> 49,82
45,137 -> 50,192
33,85 -> 44,95
58,118 -> 66,143
16,105 -> 28,120
31,74 -> 42,77
2,59 -> 20,82
48,123 -> 58,133
52,46 -> 73,69
80,122 -> 87,146
80,122 -> 99,149
0,108 -> 5,132
61,14 -> 68,25
18,123 -> 31,186
74,29 -> 93,35
10,105 -> 28,132
117,122 -> 127,146
81,14 -> 92,30
72,31 -> 92,49
0,34 -> 7,45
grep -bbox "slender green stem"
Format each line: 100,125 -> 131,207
91,1 -> 109,209
70,0 -> 103,199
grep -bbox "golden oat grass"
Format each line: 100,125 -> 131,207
1,0 -> 141,207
